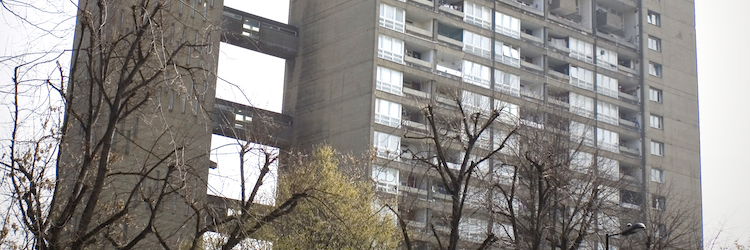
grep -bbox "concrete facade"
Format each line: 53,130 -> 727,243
282,0 -> 702,248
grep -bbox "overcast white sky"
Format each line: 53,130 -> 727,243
1,0 -> 748,247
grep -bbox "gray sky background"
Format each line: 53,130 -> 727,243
0,0 -> 748,247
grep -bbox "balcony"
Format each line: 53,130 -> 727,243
439,4 -> 464,19
548,37 -> 569,54
596,9 -> 624,33
521,60 -> 544,75
619,118 -> 639,131
550,0 -> 578,16
548,69 -> 570,81
409,0 -> 434,9
521,32 -> 543,46
618,91 -> 638,104
497,0 -> 544,16
437,35 -> 463,48
548,98 -> 569,109
618,64 -> 638,75
619,145 -> 639,156
405,54 -> 433,70
406,24 -> 432,39
404,45 -> 433,72
598,32 -> 637,50
403,86 -> 430,99
436,94 -> 459,109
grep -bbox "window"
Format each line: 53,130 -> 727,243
379,4 -> 405,32
650,140 -> 664,156
495,41 -> 520,68
570,121 -> 594,146
494,101 -> 519,124
648,36 -> 662,51
494,70 -> 520,97
461,90 -> 491,112
462,60 -> 491,88
651,168 -> 665,183
569,37 -> 594,64
597,47 -> 618,71
569,66 -> 594,91
597,128 -> 619,153
647,11 -> 661,26
375,99 -> 401,127
459,217 -> 488,242
649,62 -> 662,77
495,11 -> 520,39
569,92 -> 594,118
464,2 -> 492,29
597,213 -> 620,233
597,101 -> 619,125
652,195 -> 666,210
372,165 -> 399,194
373,131 -> 400,160
649,87 -> 663,103
242,19 -> 260,39
650,114 -> 663,129
378,35 -> 404,64
654,224 -> 667,238
570,151 -> 593,172
493,130 -> 518,155
376,66 -> 403,95
598,157 -> 619,180
596,74 -> 619,98
463,31 -> 491,58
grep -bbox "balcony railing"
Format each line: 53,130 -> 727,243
619,145 -> 640,157
405,56 -> 432,71
548,98 -> 570,108
521,61 -> 544,75
403,87 -> 429,99
618,91 -> 639,103
619,118 -> 639,131
437,35 -> 463,49
439,5 -> 464,19
618,64 -> 638,75
436,64 -> 462,80
409,0 -> 434,8
521,32 -> 543,45
406,24 -> 432,39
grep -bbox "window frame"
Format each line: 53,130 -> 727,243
464,2 -> 492,29
651,168 -> 665,183
378,34 -> 404,64
374,98 -> 402,128
652,195 -> 666,210
648,36 -> 662,51
379,3 -> 405,33
376,66 -> 403,96
373,131 -> 401,160
650,140 -> 664,156
648,61 -> 662,77
647,11 -> 661,26
372,165 -> 399,194
650,114 -> 663,129
463,30 -> 492,58
494,70 -> 520,97
462,60 -> 491,88
649,87 -> 663,103
494,11 -> 520,39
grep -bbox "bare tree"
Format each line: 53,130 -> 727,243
380,88 -> 636,250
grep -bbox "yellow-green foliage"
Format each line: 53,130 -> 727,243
272,146 -> 399,249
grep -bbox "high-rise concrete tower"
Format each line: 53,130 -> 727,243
283,0 -> 701,248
